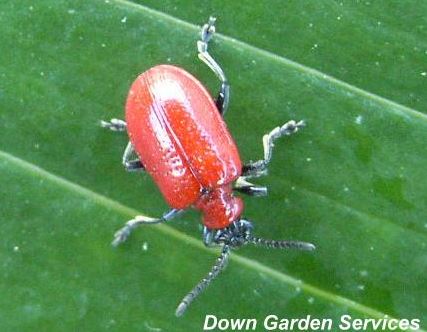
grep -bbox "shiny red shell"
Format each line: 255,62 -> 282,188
125,65 -> 243,229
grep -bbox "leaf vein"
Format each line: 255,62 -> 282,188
0,149 -> 415,325
106,0 -> 427,122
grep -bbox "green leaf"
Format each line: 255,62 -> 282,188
135,0 -> 427,112
1,0 -> 426,330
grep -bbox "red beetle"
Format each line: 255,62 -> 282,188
102,17 -> 315,317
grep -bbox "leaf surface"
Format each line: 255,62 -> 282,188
136,0 -> 427,112
0,0 -> 425,330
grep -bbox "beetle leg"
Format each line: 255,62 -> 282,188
242,120 -> 305,178
101,121 -> 144,171
122,141 -> 145,172
197,17 -> 230,116
202,226 -> 215,246
233,176 -> 268,197
112,209 -> 184,246
100,118 -> 127,132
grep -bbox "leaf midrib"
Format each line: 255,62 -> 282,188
108,0 -> 427,122
0,149 -> 412,326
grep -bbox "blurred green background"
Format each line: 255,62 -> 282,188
0,0 -> 426,331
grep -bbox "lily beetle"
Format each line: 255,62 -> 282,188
101,17 -> 315,317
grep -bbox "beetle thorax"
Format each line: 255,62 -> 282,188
195,185 -> 243,229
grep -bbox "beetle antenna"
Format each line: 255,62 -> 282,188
249,236 -> 315,251
175,245 -> 230,317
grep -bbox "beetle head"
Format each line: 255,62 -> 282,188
213,219 -> 253,248
204,219 -> 316,251
179,219 -> 315,317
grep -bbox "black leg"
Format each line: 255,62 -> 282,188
243,120 -> 305,178
122,142 -> 145,172
197,17 -> 230,116
112,209 -> 184,246
100,118 -> 127,132
233,177 -> 267,197
101,120 -> 144,172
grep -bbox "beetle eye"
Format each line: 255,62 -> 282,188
200,188 -> 210,195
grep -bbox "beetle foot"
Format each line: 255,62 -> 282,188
233,177 -> 268,196
111,215 -> 164,246
100,118 -> 127,132
242,120 -> 305,179
112,218 -> 139,246
198,17 -> 216,54
278,120 -> 305,137
201,16 -> 216,44
112,225 -> 132,246
241,162 -> 268,178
